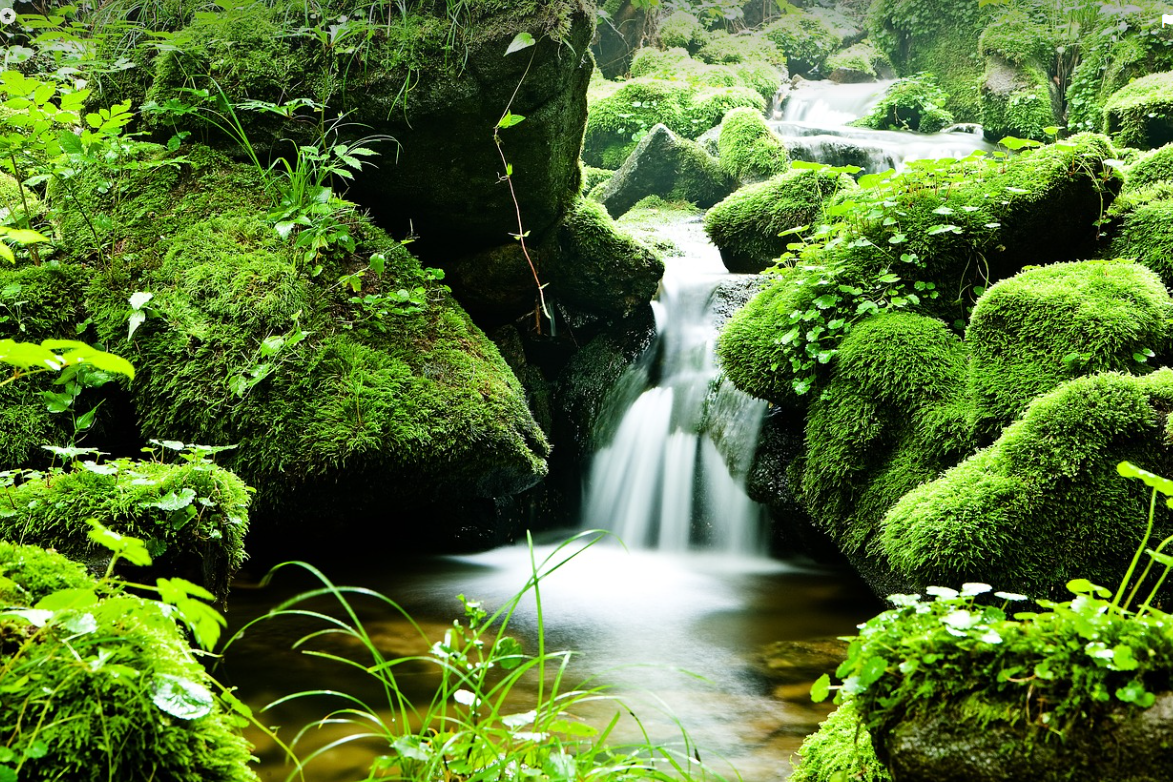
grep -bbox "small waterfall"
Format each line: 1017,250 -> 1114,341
582,219 -> 768,555
774,79 -> 993,172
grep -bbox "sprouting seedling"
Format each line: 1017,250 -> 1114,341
1113,461 -> 1173,615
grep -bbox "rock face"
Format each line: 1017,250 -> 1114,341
878,695 -> 1173,782
598,124 -> 735,217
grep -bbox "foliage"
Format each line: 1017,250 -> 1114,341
657,10 -> 708,51
715,106 -> 789,183
0,535 -> 258,782
628,45 -> 781,102
760,12 -> 840,75
790,699 -> 890,782
1123,142 -> 1173,191
825,42 -> 891,81
230,533 -> 723,782
1102,70 -> 1173,150
854,74 -> 955,134
1109,199 -> 1173,287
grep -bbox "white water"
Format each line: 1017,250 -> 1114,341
581,218 -> 768,555
774,79 -> 994,173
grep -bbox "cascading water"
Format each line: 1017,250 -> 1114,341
773,78 -> 993,172
581,218 -> 768,555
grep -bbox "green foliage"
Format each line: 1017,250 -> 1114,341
1109,199 -> 1173,287
1123,142 -> 1173,191
233,533 -> 721,782
966,260 -> 1173,439
825,42 -> 891,82
715,106 -> 789,183
882,370 -> 1173,597
0,539 -> 257,782
761,12 -> 839,75
1103,71 -> 1173,150
0,445 -> 251,602
978,10 -> 1054,67
790,700 -> 890,782
658,10 -> 708,51
854,74 -> 955,134
703,166 -> 854,272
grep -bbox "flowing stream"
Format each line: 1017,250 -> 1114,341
217,79 -> 985,782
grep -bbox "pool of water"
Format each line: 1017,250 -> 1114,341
217,535 -> 881,782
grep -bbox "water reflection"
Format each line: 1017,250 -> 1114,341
220,539 -> 879,781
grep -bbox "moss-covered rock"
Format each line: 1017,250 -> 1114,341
628,45 -> 783,103
597,124 -> 735,217
1124,142 -> 1173,191
1104,71 -> 1173,150
0,542 -> 258,782
826,42 -> 893,84
47,144 -> 548,536
703,167 -> 854,273
715,106 -> 789,184
791,700 -> 891,782
1109,199 -> 1173,286
145,0 -> 594,259
762,12 -> 841,77
855,74 -> 955,133
584,75 -> 766,168
881,369 -> 1173,598
0,459 -> 250,602
977,15 -> 1060,143
967,261 -> 1173,441
657,11 -> 707,53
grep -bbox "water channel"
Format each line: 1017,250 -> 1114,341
219,78 -> 991,782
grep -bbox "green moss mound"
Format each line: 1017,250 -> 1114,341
715,106 -> 789,183
882,370 -> 1173,597
1110,199 -> 1173,286
0,542 -> 258,782
657,10 -> 707,52
826,42 -> 892,83
0,459 -> 250,602
978,15 -> 1059,143
1104,71 -> 1173,150
967,261 -> 1173,440
584,76 -> 766,168
1124,142 -> 1173,191
48,144 -> 548,525
791,700 -> 891,782
704,168 -> 854,273
761,12 -> 840,76
628,45 -> 782,103
855,74 -> 955,133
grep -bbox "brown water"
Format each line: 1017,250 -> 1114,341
217,536 -> 881,782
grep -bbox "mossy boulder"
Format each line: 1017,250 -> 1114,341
584,76 -> 766,169
715,106 -> 789,184
1110,199 -> 1173,286
967,261 -> 1173,441
882,369 -> 1173,598
597,124 -> 735,217
0,459 -> 249,602
826,42 -> 893,84
977,15 -> 1060,143
855,75 -> 955,134
704,167 -> 855,273
145,0 -> 594,260
1103,71 -> 1173,150
0,542 -> 258,782
657,11 -> 707,53
762,12 -> 840,77
47,145 -> 548,539
1124,142 -> 1173,191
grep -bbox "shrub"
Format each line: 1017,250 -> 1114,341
854,74 -> 955,133
762,12 -> 840,76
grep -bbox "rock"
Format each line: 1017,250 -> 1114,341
592,0 -> 656,79
1110,200 -> 1173,286
716,106 -> 790,184
880,695 -> 1173,782
598,124 -> 736,218
1104,71 -> 1173,150
826,42 -> 892,84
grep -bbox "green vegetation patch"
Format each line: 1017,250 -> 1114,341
0,457 -> 250,602
715,106 -> 790,183
1124,143 -> 1173,191
657,10 -> 707,52
966,260 -> 1173,440
790,699 -> 890,782
1103,71 -> 1173,150
0,542 -> 258,782
1110,199 -> 1173,287
854,74 -> 955,134
761,12 -> 840,76
704,167 -> 854,273
825,42 -> 892,83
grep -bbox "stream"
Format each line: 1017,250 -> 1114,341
219,78 -> 987,782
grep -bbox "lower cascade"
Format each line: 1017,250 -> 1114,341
582,218 -> 768,555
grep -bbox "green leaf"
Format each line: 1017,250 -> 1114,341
1116,680 -> 1156,708
86,520 -> 152,567
1066,578 -> 1110,598
151,673 -> 214,720
35,588 -> 98,612
811,673 -> 831,702
505,31 -> 536,55
1117,461 -> 1173,496
143,488 -> 196,512
497,112 -> 526,130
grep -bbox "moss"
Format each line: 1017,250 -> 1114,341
881,369 -> 1173,597
978,12 -> 1053,67
762,12 -> 840,76
47,144 -> 548,523
0,542 -> 258,782
657,10 -> 707,52
0,171 -> 43,228
1124,143 -> 1173,191
791,700 -> 891,782
977,15 -> 1059,143
1103,71 -> 1173,150
967,260 -> 1173,441
715,106 -> 789,183
825,42 -> 891,83
0,460 -> 250,601
582,165 -> 614,192
703,168 -> 854,273
550,197 -> 664,318
1110,200 -> 1173,286
628,46 -> 781,102
855,74 -> 955,133
695,29 -> 785,69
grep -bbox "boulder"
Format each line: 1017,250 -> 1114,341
1104,71 -> 1173,150
826,42 -> 893,84
597,124 -> 736,217
715,106 -> 790,184
1110,199 -> 1173,286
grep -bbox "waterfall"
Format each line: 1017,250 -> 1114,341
773,79 -> 994,173
582,219 -> 768,556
